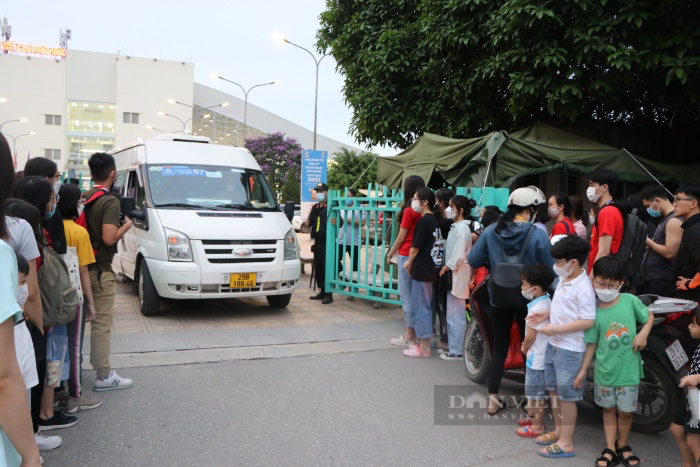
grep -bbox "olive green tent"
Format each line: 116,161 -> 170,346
377,122 -> 700,189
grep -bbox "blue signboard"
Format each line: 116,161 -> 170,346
301,149 -> 328,220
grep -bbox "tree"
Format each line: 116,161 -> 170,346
327,148 -> 378,191
317,0 -> 700,162
280,169 -> 301,203
245,132 -> 302,200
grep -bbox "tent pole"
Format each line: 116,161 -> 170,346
622,148 -> 674,197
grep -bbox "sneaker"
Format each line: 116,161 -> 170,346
37,411 -> 78,431
436,348 -> 449,355
35,432 -> 62,451
94,370 -> 133,391
390,335 -> 413,346
65,393 -> 103,413
439,353 -> 464,361
53,388 -> 68,410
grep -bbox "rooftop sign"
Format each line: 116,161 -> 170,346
1,40 -> 66,58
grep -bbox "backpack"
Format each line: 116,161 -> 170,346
76,188 -> 110,256
596,203 -> 648,284
37,242 -> 80,328
489,225 -> 536,308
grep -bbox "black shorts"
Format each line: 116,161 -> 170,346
673,387 -> 700,434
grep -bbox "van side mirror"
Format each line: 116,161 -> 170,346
120,197 -> 145,221
283,201 -> 295,222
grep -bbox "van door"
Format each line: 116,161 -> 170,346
111,169 -> 128,277
120,167 -> 148,279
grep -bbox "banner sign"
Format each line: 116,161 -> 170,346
2,41 -> 67,58
301,149 -> 328,220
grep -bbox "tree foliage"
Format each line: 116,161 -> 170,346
245,132 -> 302,199
327,148 -> 378,191
317,0 -> 700,161
280,170 -> 301,203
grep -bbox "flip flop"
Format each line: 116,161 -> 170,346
515,426 -> 545,438
535,431 -> 560,445
517,417 -> 533,427
403,345 -> 431,358
538,444 -> 575,458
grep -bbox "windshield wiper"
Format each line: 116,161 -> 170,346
155,203 -> 217,210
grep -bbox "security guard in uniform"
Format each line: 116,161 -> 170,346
306,183 -> 334,304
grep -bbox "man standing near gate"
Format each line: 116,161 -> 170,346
306,183 -> 334,304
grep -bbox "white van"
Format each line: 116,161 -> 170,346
110,134 -> 301,316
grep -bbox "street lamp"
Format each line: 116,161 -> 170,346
0,98 -> 7,103
209,72 -> 281,143
166,99 -> 228,130
145,125 -> 165,133
0,117 -> 28,132
5,131 -> 35,156
273,33 -> 327,150
157,112 -> 187,132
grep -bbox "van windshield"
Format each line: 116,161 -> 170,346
147,164 -> 278,210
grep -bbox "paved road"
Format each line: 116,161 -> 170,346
44,349 -> 678,467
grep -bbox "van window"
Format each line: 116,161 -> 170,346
113,170 -> 128,196
126,170 -> 146,211
147,164 -> 278,211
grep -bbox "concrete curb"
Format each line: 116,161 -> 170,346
93,337 -> 398,369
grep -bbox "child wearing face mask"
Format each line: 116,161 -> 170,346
533,235 -> 596,459
574,255 -> 653,467
14,251 -> 39,392
516,263 -> 554,439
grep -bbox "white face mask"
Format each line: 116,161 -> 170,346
411,200 -> 422,213
445,206 -> 454,219
553,261 -> 574,279
17,283 -> 29,307
548,207 -> 561,218
586,186 -> 602,204
521,287 -> 535,301
595,287 -> 620,303
53,179 -> 62,195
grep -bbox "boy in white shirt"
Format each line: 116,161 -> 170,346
536,235 -> 596,459
516,263 -> 554,438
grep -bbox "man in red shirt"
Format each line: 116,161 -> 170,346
586,170 -> 624,275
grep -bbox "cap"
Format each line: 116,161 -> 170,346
314,183 -> 329,191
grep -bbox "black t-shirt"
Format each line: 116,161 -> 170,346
308,202 -> 328,241
676,213 -> 700,301
410,213 -> 444,283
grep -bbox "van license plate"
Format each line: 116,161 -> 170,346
230,273 -> 257,288
665,339 -> 689,371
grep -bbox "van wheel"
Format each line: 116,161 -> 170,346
267,294 -> 291,308
139,261 -> 161,316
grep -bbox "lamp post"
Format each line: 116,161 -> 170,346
157,112 -> 187,132
167,99 -> 229,131
0,117 -> 28,132
209,73 -> 280,144
273,34 -> 327,150
5,131 -> 35,156
145,125 -> 165,133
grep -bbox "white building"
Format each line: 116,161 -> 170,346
0,46 -> 359,180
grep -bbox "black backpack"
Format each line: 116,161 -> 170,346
596,204 -> 648,284
489,225 -> 535,308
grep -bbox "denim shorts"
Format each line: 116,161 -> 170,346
544,344 -> 585,402
594,384 -> 638,412
525,368 -> 547,400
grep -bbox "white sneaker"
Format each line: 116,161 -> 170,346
390,335 -> 416,346
439,353 -> 464,361
94,370 -> 133,391
35,432 -> 62,451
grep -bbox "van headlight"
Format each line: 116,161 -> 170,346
165,228 -> 193,261
284,228 -> 299,260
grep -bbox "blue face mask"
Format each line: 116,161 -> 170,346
45,202 -> 57,220
316,193 -> 326,202
345,200 -> 353,207
646,201 -> 661,218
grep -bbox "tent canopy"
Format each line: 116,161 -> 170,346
377,122 -> 700,189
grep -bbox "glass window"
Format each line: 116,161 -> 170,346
113,170 -> 128,197
55,115 -> 61,126
126,170 -> 146,211
147,164 -> 278,211
43,149 -> 61,160
123,112 -> 140,124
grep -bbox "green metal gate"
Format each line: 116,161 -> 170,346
324,186 -> 403,305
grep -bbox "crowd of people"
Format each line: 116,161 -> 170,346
383,169 -> 700,464
0,132 -> 133,465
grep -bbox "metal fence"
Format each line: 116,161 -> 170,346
324,185 -> 403,306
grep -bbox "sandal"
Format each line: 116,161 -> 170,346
515,426 -> 545,438
487,397 -> 504,416
616,443 -> 640,467
517,417 -> 532,427
538,443 -> 575,458
535,431 -> 559,445
402,345 -> 431,358
595,448 -> 619,467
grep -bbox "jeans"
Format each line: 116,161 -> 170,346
544,344 -> 585,402
398,255 -> 413,328
67,302 -> 87,397
90,269 -> 116,378
446,293 -> 467,355
410,280 -> 434,339
487,305 -> 528,394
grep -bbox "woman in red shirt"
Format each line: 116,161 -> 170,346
387,175 -> 426,347
548,193 -> 575,240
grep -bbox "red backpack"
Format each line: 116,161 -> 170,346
76,187 -> 111,255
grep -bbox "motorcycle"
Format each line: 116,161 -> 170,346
463,277 -> 698,434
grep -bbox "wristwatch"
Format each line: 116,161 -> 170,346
687,280 -> 692,290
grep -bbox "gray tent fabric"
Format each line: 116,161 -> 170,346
377,122 -> 700,188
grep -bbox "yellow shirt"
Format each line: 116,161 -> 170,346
63,219 -> 96,267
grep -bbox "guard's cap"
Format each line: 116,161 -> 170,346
314,183 -> 329,191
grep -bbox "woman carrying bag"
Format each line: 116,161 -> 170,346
439,195 -> 473,361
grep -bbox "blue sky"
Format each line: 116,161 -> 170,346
1,0 -> 394,155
